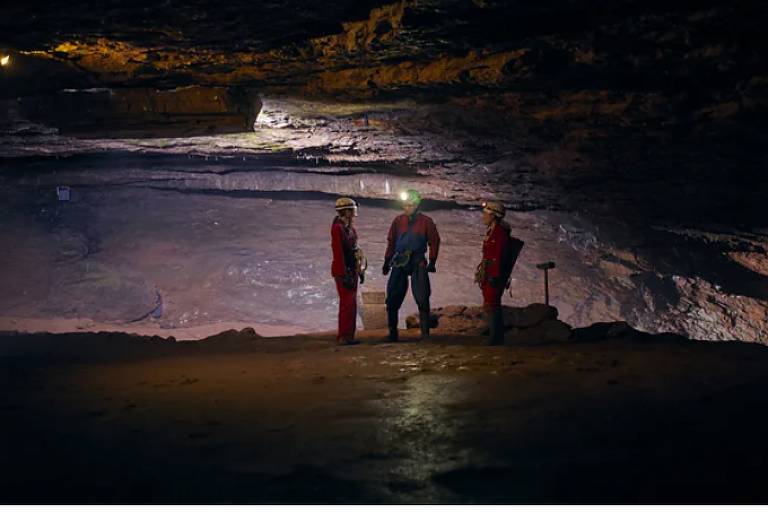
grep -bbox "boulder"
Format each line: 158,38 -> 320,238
239,327 -> 261,339
505,319 -> 573,345
406,303 -> 561,336
405,312 -> 440,330
573,321 -> 642,342
504,303 -> 558,328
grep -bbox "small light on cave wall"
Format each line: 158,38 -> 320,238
0,55 -> 10,67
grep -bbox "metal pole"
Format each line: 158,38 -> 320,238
536,261 -> 556,306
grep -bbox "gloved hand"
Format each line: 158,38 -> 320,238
382,257 -> 391,276
426,259 -> 437,273
359,273 -> 365,285
488,276 -> 500,288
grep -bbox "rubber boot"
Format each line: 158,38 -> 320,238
387,306 -> 399,342
419,310 -> 430,340
488,307 -> 504,346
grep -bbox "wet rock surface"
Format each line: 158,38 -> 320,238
2,328 -> 768,503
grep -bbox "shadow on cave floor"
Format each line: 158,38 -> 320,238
2,330 -> 768,504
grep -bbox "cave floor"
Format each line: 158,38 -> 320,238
2,329 -> 768,504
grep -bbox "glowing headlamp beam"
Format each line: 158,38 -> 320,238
0,55 -> 10,67
399,191 -> 409,201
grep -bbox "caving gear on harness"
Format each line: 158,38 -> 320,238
391,249 -> 413,269
352,243 -> 367,284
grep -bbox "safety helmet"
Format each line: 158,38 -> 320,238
335,197 -> 358,215
482,200 -> 506,218
399,189 -> 422,205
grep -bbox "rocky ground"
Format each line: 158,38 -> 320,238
2,325 -> 768,504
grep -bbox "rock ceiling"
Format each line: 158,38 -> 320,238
2,0 -> 766,100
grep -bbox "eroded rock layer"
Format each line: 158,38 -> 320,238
16,86 -> 261,137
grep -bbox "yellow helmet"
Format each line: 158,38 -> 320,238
482,200 -> 506,218
335,197 -> 358,214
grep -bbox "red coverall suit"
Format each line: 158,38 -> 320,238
331,217 -> 359,341
481,221 -> 511,308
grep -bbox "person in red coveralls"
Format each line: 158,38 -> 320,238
382,189 -> 440,342
475,200 -> 516,345
331,197 -> 364,345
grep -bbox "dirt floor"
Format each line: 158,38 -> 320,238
2,327 -> 768,504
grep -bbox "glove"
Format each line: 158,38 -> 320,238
359,273 -> 365,285
488,276 -> 500,288
382,257 -> 391,276
426,259 -> 437,273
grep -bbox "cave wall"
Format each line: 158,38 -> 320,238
1,0 -> 767,340
15,86 -> 261,138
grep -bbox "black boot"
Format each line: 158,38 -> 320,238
419,310 -> 430,340
488,307 -> 505,346
387,306 -> 399,342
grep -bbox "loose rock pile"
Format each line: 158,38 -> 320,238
406,303 -> 574,344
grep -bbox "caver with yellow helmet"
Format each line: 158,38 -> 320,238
382,188 -> 441,342
331,197 -> 364,345
476,199 -> 524,345
482,200 -> 506,218
335,197 -> 358,216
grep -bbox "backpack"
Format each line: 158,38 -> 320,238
500,224 -> 524,288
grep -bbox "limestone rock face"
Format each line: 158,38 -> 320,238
2,0 -> 767,342
16,86 -> 261,138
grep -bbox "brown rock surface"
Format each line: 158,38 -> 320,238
1,0 -> 767,342
505,319 -> 573,345
16,86 -> 261,137
406,303 -> 565,343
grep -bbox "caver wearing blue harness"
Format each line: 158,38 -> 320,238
382,189 -> 441,342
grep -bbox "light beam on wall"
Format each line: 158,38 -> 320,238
0,55 -> 10,67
